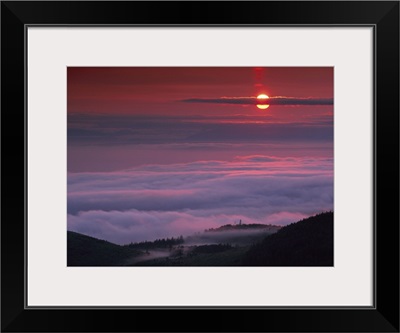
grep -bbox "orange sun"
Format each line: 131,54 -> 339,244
256,94 -> 269,110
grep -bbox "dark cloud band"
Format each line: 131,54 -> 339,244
182,97 -> 333,106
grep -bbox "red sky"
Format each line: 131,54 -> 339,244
67,67 -> 333,118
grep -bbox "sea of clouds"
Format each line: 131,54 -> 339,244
68,155 -> 333,245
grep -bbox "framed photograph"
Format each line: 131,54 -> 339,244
2,1 -> 399,332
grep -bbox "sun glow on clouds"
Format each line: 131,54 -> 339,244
257,94 -> 270,110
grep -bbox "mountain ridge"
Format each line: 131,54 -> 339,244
67,212 -> 333,266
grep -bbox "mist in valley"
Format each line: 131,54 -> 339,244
125,225 -> 281,265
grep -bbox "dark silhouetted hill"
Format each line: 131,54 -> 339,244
242,212 -> 333,266
67,231 -> 141,266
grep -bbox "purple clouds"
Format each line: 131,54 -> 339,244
68,155 -> 333,244
67,114 -> 333,146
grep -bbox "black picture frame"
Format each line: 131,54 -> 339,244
1,1 -> 399,332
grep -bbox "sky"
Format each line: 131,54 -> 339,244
67,67 -> 334,245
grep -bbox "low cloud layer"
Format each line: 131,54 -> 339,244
182,96 -> 333,106
68,114 -> 333,146
68,156 -> 333,244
